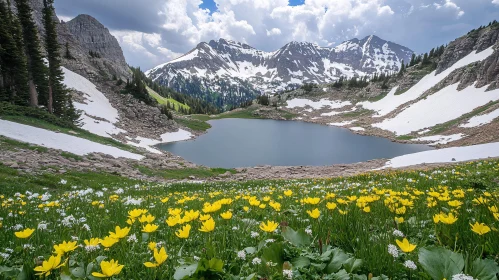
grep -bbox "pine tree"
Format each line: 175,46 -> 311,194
409,53 -> 416,67
0,0 -> 29,105
14,0 -> 48,107
43,0 -> 77,121
64,42 -> 73,59
398,60 -> 405,76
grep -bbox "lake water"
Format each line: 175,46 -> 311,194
157,119 -> 433,168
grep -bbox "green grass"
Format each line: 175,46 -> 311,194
368,91 -> 389,102
0,160 -> 498,279
60,152 -> 83,161
146,86 -> 190,111
192,106 -> 297,121
340,109 -> 373,118
0,136 -> 49,153
135,165 -> 236,179
175,117 -> 212,132
0,115 -> 142,154
0,163 -> 141,194
429,101 -> 499,135
395,135 -> 414,140
394,87 -> 409,95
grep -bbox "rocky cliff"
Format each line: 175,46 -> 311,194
65,14 -> 129,80
6,0 -> 130,81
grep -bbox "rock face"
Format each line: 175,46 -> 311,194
146,36 -> 413,107
7,0 -> 130,81
65,15 -> 129,79
436,25 -> 499,74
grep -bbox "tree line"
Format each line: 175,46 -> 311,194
0,0 -> 78,123
128,66 -> 220,115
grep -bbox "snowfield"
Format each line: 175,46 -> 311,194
127,129 -> 193,154
328,120 -> 357,127
359,46 -> 495,117
383,142 -> 499,168
62,67 -> 125,138
414,134 -> 465,145
460,108 -> 499,128
286,98 -> 351,110
373,82 -> 499,135
0,120 -> 143,160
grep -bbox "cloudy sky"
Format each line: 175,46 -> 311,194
54,0 -> 499,70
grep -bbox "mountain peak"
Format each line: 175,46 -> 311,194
146,35 -> 413,98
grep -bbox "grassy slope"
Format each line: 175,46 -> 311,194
0,115 -> 142,154
191,106 -> 297,122
146,86 -> 190,111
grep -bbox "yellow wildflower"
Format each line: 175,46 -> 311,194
396,238 -> 416,253
33,255 -> 65,277
199,218 -> 216,233
144,247 -> 168,268
470,222 -> 491,235
142,224 -> 159,233
14,228 -> 35,239
92,259 -> 124,278
306,208 -> 321,219
175,224 -> 191,239
259,220 -> 278,232
220,211 -> 233,220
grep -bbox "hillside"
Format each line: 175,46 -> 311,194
147,36 -> 413,108
264,22 -> 499,148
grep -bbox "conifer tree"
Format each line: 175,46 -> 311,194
0,0 -> 29,105
43,0 -> 71,117
398,60 -> 405,76
14,0 -> 48,107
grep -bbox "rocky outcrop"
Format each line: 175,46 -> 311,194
65,15 -> 130,80
436,24 -> 499,74
7,0 -> 131,81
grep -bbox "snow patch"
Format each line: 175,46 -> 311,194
328,120 -> 357,127
382,142 -> 499,168
286,98 -> 351,110
127,129 -> 194,154
62,67 -> 125,138
350,127 -> 365,131
414,134 -> 465,145
460,108 -> 499,128
0,120 -> 143,160
359,47 -> 495,117
373,82 -> 499,135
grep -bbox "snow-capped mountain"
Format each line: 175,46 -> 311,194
146,35 -> 413,107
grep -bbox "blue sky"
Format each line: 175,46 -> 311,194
55,0 -> 499,70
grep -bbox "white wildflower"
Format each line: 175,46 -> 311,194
250,231 -> 260,238
82,224 -> 91,231
237,250 -> 246,260
193,256 -> 200,261
265,239 -> 275,244
0,252 -> 10,259
305,227 -> 312,236
452,274 -> 476,280
266,261 -> 277,267
60,179 -> 67,185
12,224 -> 23,231
403,260 -> 417,270
37,223 -> 48,231
252,257 -> 262,265
283,269 -> 293,279
127,234 -> 138,243
388,244 -> 399,258
392,229 -> 404,237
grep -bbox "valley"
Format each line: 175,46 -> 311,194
1,0 -> 499,279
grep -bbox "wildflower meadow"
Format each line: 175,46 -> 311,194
1,160 -> 499,279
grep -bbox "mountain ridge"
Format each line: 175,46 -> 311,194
146,35 -> 414,107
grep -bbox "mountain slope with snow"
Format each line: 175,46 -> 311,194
146,36 -> 413,107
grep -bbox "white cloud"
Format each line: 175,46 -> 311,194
266,28 -> 282,36
434,0 -> 465,17
87,0 -> 495,70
